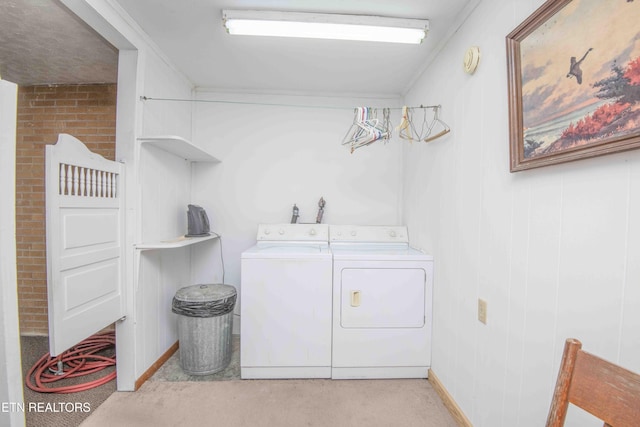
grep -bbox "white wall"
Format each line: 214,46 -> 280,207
130,37 -> 195,389
191,91 -> 403,329
67,0 -> 640,412
63,0 -> 197,390
0,80 -> 25,427
402,0 -> 640,426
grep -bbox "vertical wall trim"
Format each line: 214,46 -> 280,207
550,175 -> 565,386
0,79 -> 26,427
618,164 -> 632,361
515,184 -> 533,426
500,184 -> 516,426
114,49 -> 140,392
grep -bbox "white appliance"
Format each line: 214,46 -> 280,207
240,223 -> 332,379
330,225 -> 433,379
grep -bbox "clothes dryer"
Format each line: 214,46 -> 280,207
329,225 -> 433,379
240,224 -> 332,379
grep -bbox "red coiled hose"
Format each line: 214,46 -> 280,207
26,331 -> 116,394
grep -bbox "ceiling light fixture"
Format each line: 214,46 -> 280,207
222,10 -> 429,45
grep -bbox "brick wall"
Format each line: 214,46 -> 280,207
16,84 -> 117,335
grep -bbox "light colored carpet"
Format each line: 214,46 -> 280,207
79,378 -> 458,427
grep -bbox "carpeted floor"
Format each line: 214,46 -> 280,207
22,335 -> 458,427
80,379 -> 459,427
83,335 -> 458,427
20,335 -> 116,427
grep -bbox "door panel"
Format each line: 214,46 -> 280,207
340,268 -> 425,328
62,210 -> 118,248
46,134 -> 125,357
241,257 -> 332,367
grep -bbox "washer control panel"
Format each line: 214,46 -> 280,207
329,225 -> 408,243
257,223 -> 329,241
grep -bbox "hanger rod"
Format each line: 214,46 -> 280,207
140,96 -> 440,111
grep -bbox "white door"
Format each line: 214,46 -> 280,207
46,134 -> 125,357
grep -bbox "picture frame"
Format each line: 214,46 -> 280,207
506,0 -> 640,172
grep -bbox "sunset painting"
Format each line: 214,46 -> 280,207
519,0 -> 640,160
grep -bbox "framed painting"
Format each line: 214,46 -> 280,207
506,0 -> 640,172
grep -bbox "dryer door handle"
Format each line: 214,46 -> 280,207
350,290 -> 361,307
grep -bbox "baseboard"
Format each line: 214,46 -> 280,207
134,341 -> 179,391
428,368 -> 473,427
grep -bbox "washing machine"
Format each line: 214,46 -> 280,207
240,223 -> 332,379
329,225 -> 433,379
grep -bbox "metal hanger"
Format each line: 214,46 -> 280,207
408,107 -> 431,141
342,105 -> 448,153
341,107 -> 368,146
423,105 -> 450,143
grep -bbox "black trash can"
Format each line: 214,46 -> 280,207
171,283 -> 237,375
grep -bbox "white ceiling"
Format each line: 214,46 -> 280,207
1,0 -> 475,96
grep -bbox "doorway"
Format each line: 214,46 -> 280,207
0,1 -> 121,425
15,84 -> 119,426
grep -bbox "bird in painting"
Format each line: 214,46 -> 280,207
566,48 -> 593,84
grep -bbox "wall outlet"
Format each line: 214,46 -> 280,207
478,298 -> 487,324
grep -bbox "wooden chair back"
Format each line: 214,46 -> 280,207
546,338 -> 640,427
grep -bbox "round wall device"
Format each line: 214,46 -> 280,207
463,46 -> 481,74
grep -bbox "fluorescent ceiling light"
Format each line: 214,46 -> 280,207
222,10 -> 429,44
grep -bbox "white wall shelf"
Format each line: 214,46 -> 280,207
135,233 -> 219,250
138,135 -> 220,162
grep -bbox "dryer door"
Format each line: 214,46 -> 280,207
340,268 -> 425,328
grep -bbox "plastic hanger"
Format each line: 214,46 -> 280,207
382,108 -> 392,142
396,106 -> 413,141
345,107 -> 391,153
